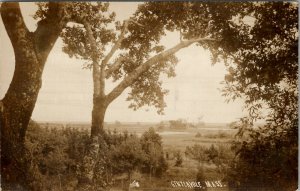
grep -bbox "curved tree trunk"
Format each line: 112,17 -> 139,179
0,3 -> 67,190
1,47 -> 43,190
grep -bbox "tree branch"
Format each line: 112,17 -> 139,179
34,2 -> 69,63
83,20 -> 103,97
128,19 -> 144,27
228,52 -> 243,65
105,57 -> 125,78
106,36 -> 216,104
101,20 -> 130,69
83,21 -> 99,63
104,19 -> 145,76
1,2 -> 30,52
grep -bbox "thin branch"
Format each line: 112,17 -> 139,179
105,57 -> 125,77
204,20 -> 214,37
83,21 -> 98,62
103,19 -> 145,76
83,20 -> 103,96
102,19 -> 144,68
128,18 -> 144,27
228,52 -> 243,65
101,19 -> 130,68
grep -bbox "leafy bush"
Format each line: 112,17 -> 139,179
195,166 -> 207,191
185,143 -> 234,179
25,121 -> 90,191
109,134 -> 145,179
203,131 -> 232,139
174,151 -> 183,167
185,144 -> 208,165
227,121 -> 298,191
140,127 -> 168,177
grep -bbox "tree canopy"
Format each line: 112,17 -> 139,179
51,2 -> 257,115
220,2 -> 298,190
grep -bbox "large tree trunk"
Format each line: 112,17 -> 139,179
0,3 -> 67,190
77,96 -> 108,190
1,46 -> 43,190
91,96 -> 107,137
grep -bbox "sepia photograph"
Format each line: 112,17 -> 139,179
0,1 -> 298,191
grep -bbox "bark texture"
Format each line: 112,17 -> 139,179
76,21 -> 110,190
0,3 -> 68,190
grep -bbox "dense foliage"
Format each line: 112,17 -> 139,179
140,128 -> 168,177
185,144 -> 234,178
25,121 -> 89,190
50,2 -> 179,114
220,2 -> 298,191
25,121 -> 167,190
51,2 -> 261,115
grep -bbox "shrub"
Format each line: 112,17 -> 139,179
174,151 -> 183,167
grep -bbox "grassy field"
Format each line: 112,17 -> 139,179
107,122 -> 235,153
39,121 -> 236,151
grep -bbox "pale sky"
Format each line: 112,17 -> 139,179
0,2 -> 246,123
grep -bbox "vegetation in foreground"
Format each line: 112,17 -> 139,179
24,119 -> 297,191
25,121 -> 168,191
24,121 -> 237,191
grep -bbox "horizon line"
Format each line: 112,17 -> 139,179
33,120 -> 230,125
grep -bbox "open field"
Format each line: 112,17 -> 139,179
38,121 -> 236,152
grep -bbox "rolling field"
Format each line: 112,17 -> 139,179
106,122 -> 236,153
38,121 -> 236,151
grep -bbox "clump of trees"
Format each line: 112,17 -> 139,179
140,128 -> 168,179
25,121 -> 90,191
185,143 -> 234,188
203,131 -> 233,139
169,119 -> 189,130
24,122 -> 167,190
186,144 -> 234,172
